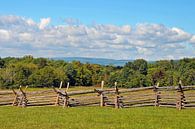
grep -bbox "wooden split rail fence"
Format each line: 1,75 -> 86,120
0,81 -> 195,110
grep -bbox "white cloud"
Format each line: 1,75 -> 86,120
39,17 -> 51,29
18,33 -> 33,42
26,19 -> 36,26
0,29 -> 10,41
0,15 -> 195,60
190,35 -> 195,44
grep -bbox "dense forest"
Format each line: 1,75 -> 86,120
0,55 -> 195,89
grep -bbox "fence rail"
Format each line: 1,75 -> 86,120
0,82 -> 195,110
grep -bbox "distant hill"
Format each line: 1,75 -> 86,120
52,57 -> 133,66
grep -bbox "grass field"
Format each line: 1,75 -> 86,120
0,106 -> 195,129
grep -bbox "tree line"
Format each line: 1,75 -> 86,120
0,55 -> 194,89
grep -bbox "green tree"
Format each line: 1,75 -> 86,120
147,68 -> 166,86
33,58 -> 48,68
64,63 -> 77,86
28,67 -> 51,87
133,59 -> 148,75
0,68 -> 15,88
0,58 -> 5,68
75,66 -> 92,86
12,63 -> 38,86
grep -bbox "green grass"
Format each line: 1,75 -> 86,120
0,106 -> 195,129
0,86 -> 103,92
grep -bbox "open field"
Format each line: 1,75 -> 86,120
0,106 -> 195,129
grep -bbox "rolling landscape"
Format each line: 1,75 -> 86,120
53,57 -> 133,66
0,0 -> 195,129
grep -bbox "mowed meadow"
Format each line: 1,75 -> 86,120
0,106 -> 195,129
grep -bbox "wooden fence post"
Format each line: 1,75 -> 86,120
63,82 -> 70,108
19,86 -> 28,107
66,82 -> 70,92
153,83 -> 160,107
12,88 -> 19,106
176,80 -> 185,110
55,81 -> 63,106
100,81 -> 105,107
94,81 -> 107,107
114,82 -> 120,108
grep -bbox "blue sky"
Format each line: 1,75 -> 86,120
1,0 -> 195,32
0,0 -> 195,60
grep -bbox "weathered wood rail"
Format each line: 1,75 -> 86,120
0,81 -> 195,110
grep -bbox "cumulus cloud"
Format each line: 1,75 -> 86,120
190,35 -> 195,44
18,33 -> 33,42
0,29 -> 10,41
39,17 -> 51,29
0,15 -> 195,60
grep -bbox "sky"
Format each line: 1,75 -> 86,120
0,0 -> 195,60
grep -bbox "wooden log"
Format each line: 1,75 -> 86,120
79,102 -> 100,106
184,104 -> 195,107
122,94 -> 155,99
182,86 -> 195,91
27,90 -> 55,95
119,86 -> 154,94
123,99 -> 155,105
184,100 -> 195,104
28,100 -> 56,104
0,97 -> 14,102
160,97 -> 177,100
159,105 -> 176,108
0,94 -> 14,97
0,99 -> 15,102
27,103 -> 55,106
159,99 -> 177,103
68,90 -> 95,96
158,86 -> 178,91
0,102 -> 13,105
124,103 -> 154,107
124,97 -> 155,101
26,94 -> 56,98
73,95 -> 99,99
159,95 -> 177,99
28,97 -> 56,101
159,102 -> 176,105
0,91 -> 13,95
156,85 -> 195,91
184,94 -> 195,98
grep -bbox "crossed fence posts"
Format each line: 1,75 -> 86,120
94,81 -> 124,108
152,80 -> 185,110
12,86 -> 28,107
9,80 -> 187,110
53,82 -> 70,107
